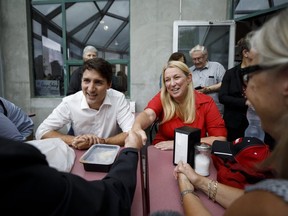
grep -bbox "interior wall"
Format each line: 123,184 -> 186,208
0,0 -> 228,133
0,0 -> 33,112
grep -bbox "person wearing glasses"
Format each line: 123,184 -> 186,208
174,8 -> 288,215
189,44 -> 226,115
36,58 -> 134,149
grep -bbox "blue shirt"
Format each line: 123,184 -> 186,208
0,97 -> 34,140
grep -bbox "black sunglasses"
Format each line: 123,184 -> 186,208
240,64 -> 275,85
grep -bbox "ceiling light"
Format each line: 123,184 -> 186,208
104,25 -> 108,30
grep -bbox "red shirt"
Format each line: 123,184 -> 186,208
146,91 -> 227,144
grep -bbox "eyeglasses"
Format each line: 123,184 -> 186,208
192,56 -> 204,62
241,64 -> 275,86
240,65 -> 262,85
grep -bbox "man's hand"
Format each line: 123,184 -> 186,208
124,131 -> 143,150
72,134 -> 105,150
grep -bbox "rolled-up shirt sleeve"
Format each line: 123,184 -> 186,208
116,94 -> 135,132
35,102 -> 71,139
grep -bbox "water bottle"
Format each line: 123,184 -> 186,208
245,106 -> 265,141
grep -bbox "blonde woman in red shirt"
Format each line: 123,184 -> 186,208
132,60 -> 227,150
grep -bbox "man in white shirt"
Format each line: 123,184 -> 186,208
36,58 -> 134,149
189,44 -> 226,115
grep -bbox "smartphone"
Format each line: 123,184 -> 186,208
194,86 -> 203,90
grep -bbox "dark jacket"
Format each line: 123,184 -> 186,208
67,66 -> 83,96
67,67 -> 126,95
219,64 -> 248,129
0,137 -> 138,216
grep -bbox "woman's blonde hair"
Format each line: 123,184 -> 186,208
252,8 -> 288,179
160,61 -> 196,124
250,8 -> 288,67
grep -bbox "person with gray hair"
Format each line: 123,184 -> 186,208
67,45 -> 98,95
189,44 -> 226,115
174,8 -> 288,215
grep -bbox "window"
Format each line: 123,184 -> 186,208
30,0 -> 130,97
232,0 -> 288,48
173,20 -> 236,70
233,0 -> 288,19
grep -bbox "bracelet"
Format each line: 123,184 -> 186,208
208,180 -> 212,199
211,181 -> 218,202
180,189 -> 199,203
207,180 -> 218,202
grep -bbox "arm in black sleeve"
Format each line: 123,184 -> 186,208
0,137 -> 139,216
219,65 -> 247,110
61,148 -> 139,216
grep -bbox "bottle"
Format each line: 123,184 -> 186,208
194,143 -> 211,176
245,106 -> 265,141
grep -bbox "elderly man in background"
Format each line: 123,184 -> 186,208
67,45 -> 98,96
189,44 -> 226,115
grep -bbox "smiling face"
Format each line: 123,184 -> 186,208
81,69 -> 111,110
164,67 -> 192,103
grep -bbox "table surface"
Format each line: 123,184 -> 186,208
146,145 -> 225,216
71,149 -> 145,216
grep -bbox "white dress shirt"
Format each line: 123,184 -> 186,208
36,89 -> 134,139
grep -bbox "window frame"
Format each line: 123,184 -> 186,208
173,20 -> 236,70
29,0 -> 130,98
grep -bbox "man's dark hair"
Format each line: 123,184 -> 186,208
235,31 -> 255,60
168,52 -> 187,64
82,58 -> 113,84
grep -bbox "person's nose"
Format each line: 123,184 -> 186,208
170,78 -> 176,86
87,82 -> 96,91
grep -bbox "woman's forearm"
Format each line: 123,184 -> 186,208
132,109 -> 156,131
178,176 -> 211,216
193,176 -> 244,208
